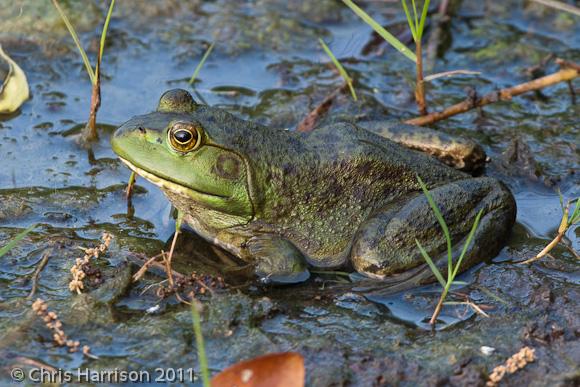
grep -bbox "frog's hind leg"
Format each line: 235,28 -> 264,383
358,120 -> 486,172
350,177 -> 516,282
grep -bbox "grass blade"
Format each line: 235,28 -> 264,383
52,0 -> 96,84
189,42 -> 215,85
318,38 -> 358,101
415,239 -> 446,287
411,0 -> 420,35
191,301 -> 211,387
452,209 -> 484,279
569,197 -> 580,224
418,0 -> 430,40
417,175 -> 453,278
0,224 -> 36,258
342,0 -> 416,62
401,1 -> 417,42
98,0 -> 115,65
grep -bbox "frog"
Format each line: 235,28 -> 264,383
111,89 -> 516,285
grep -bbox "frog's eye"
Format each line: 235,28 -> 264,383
168,121 -> 203,153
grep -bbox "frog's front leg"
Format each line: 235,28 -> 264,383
351,177 -> 516,281
358,120 -> 487,172
245,235 -> 310,284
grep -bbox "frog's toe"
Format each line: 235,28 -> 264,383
247,235 -> 310,284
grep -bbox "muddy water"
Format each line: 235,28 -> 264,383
0,1 -> 578,385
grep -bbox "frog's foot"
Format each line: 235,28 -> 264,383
358,120 -> 487,172
246,235 -> 310,284
351,177 -> 516,282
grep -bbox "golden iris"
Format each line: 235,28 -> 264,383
168,122 -> 202,152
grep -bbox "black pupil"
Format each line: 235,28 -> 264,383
174,130 -> 193,144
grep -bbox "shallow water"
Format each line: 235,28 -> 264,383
0,1 -> 578,385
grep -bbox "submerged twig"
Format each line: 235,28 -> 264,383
531,0 -> 580,16
27,249 -> 52,299
521,196 -> 579,264
297,84 -> 347,133
405,65 -> 578,126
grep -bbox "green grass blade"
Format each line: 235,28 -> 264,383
417,175 -> 453,278
52,0 -> 96,84
452,209 -> 484,279
411,0 -> 420,35
415,239 -> 446,287
0,224 -> 36,258
418,0 -> 430,40
191,301 -> 211,387
569,197 -> 580,225
342,0 -> 416,62
401,1 -> 417,42
98,0 -> 115,65
319,38 -> 358,101
189,42 -> 215,85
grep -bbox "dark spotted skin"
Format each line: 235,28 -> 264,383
111,89 -> 517,284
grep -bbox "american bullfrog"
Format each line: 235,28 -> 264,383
112,89 -> 516,284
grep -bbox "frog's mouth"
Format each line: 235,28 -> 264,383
118,157 -> 229,200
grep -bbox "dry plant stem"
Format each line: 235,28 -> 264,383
165,230 -> 181,288
405,67 -> 578,126
126,171 -> 136,200
130,253 -> 186,281
297,84 -> 347,132
27,249 -> 52,299
132,253 -> 164,282
83,55 -> 101,144
415,39 -> 427,115
429,286 -> 449,325
521,203 -> 571,264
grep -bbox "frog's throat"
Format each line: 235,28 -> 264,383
119,157 -> 229,200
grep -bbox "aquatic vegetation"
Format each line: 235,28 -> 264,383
522,193 -> 579,264
31,298 -> 96,358
341,0 -> 415,62
0,224 -> 35,259
401,0 -> 430,115
487,346 -> 536,386
415,176 -> 483,325
189,42 -> 215,85
69,232 -> 113,294
318,38 -> 357,101
191,300 -> 211,387
51,0 -> 115,144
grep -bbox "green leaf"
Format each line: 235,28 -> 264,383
98,0 -> 115,65
401,1 -> 417,42
411,0 -> 420,36
318,38 -> 358,101
189,42 -> 215,85
452,208 -> 484,279
342,0 -> 416,62
415,239 -> 446,287
0,224 -> 36,258
418,0 -> 430,40
191,301 -> 210,387
569,197 -> 580,225
52,0 -> 96,84
417,175 -> 453,279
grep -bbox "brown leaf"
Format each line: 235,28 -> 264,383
211,352 -> 305,387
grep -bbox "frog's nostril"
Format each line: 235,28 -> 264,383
137,126 -> 146,134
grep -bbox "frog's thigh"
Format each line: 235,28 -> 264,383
351,177 -> 516,280
246,235 -> 310,284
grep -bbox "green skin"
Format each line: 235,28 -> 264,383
112,89 -> 516,284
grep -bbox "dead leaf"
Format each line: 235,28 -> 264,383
211,352 -> 305,387
0,45 -> 30,114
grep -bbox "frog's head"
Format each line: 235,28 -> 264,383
111,89 -> 255,226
